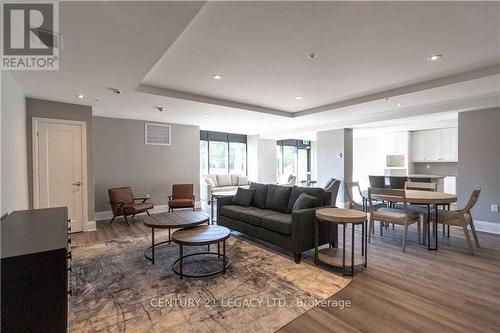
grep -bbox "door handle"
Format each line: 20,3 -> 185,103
73,182 -> 81,186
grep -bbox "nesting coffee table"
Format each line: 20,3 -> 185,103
171,225 -> 231,279
143,211 -> 209,264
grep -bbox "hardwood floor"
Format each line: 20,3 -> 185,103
71,213 -> 500,332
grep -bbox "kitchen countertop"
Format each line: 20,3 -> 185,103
408,174 -> 448,179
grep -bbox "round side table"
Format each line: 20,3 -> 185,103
315,208 -> 368,276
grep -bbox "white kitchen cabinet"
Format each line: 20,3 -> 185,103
411,131 -> 426,161
444,176 -> 456,195
425,129 -> 442,161
411,128 -> 458,162
440,127 -> 458,161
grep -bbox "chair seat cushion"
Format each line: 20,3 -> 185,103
238,208 -> 276,227
122,202 -> 154,214
168,199 -> 194,208
372,207 -> 419,223
393,203 -> 429,214
261,213 -> 292,235
220,205 -> 251,220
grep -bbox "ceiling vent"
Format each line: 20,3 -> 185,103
145,123 -> 171,146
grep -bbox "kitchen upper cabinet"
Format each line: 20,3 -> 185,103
425,129 -> 442,161
411,131 -> 426,161
411,128 -> 458,162
440,127 -> 458,161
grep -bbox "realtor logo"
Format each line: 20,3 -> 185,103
2,2 -> 60,70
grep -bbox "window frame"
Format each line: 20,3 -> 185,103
200,130 -> 248,175
277,139 -> 311,181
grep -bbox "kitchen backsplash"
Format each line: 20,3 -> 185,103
412,162 -> 457,176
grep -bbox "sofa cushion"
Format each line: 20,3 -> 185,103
238,176 -> 249,186
232,187 -> 255,207
261,213 -> 292,235
220,205 -> 250,220
239,208 -> 277,227
230,174 -> 240,186
217,174 -> 232,187
205,174 -> 218,187
292,193 -> 321,212
249,182 -> 268,209
287,187 -> 325,213
266,184 -> 292,213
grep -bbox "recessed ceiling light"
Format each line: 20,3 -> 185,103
308,53 -> 317,59
155,106 -> 166,112
212,74 -> 222,80
77,94 -> 85,99
427,54 -> 443,62
295,96 -> 303,100
384,97 -> 389,101
397,103 -> 404,107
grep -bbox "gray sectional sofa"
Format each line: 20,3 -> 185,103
217,183 -> 338,263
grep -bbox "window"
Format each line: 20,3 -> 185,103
277,139 -> 311,184
229,142 -> 247,175
200,131 -> 247,175
209,141 -> 229,174
200,141 -> 208,175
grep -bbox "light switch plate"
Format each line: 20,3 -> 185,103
492,204 -> 499,213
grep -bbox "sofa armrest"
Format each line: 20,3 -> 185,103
216,195 -> 235,221
291,206 -> 338,254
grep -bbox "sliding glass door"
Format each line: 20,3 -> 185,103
200,131 -> 247,175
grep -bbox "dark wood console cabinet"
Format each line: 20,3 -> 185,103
1,207 -> 70,332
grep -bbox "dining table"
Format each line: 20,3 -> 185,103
361,189 -> 457,250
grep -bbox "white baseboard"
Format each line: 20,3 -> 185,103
94,201 -> 202,222
473,220 -> 500,235
86,220 -> 96,231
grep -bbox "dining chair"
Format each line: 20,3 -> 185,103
388,176 -> 408,189
405,181 -> 436,192
168,184 -> 195,211
368,187 -> 421,251
108,186 -> 154,225
409,177 -> 431,183
430,189 -> 481,254
369,175 -> 386,188
344,181 -> 384,211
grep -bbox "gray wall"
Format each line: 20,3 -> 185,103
413,162 -> 458,176
317,128 -> 353,204
458,108 -> 500,224
26,98 -> 95,221
1,72 -> 29,216
93,117 -> 200,213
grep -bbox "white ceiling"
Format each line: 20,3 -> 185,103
10,1 -> 500,140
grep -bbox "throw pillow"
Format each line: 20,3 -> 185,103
232,187 -> 255,207
216,174 -> 232,187
205,177 -> 215,187
265,184 -> 292,213
292,193 -> 321,212
230,174 -> 240,186
287,187 -> 325,213
249,182 -> 268,209
238,176 -> 248,185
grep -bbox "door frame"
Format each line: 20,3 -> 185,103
32,117 -> 88,232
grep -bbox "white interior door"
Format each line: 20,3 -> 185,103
34,119 -> 87,232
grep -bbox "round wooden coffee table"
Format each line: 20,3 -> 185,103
171,225 -> 231,279
142,211 -> 209,264
315,208 -> 368,276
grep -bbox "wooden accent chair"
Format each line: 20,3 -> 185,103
168,184 -> 195,212
368,187 -> 421,251
430,189 -> 481,254
108,187 -> 153,225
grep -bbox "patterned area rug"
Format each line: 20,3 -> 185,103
70,234 -> 350,332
